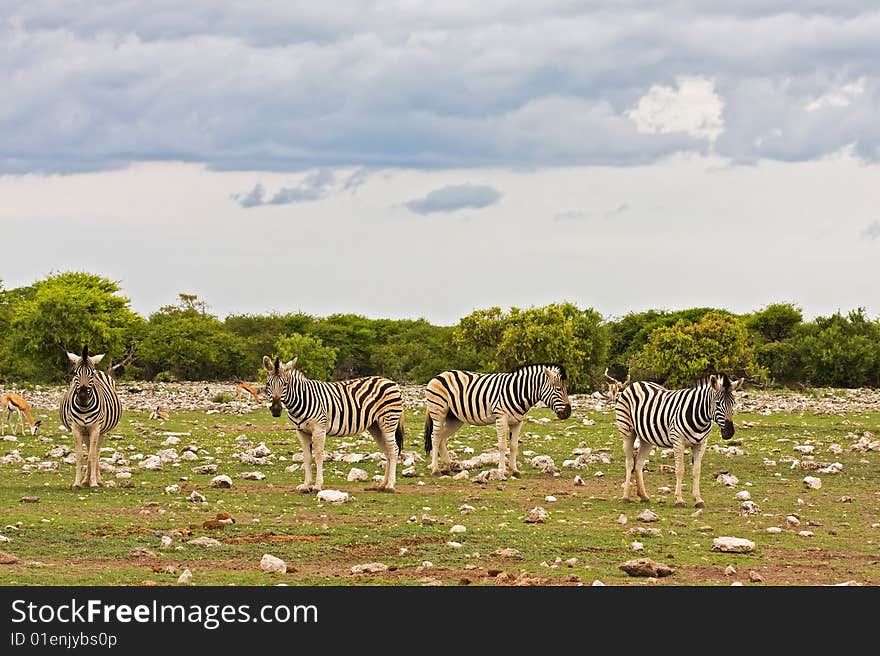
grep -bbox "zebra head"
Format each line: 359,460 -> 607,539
710,373 -> 744,440
263,355 -> 297,418
539,365 -> 572,420
604,368 -> 631,404
66,346 -> 105,407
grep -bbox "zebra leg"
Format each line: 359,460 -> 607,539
295,429 -> 314,493
312,429 -> 326,491
494,416 -> 510,480
633,440 -> 653,503
672,435 -> 687,507
87,424 -> 102,490
690,440 -> 708,508
367,423 -> 397,492
508,421 -> 523,477
619,428 -> 636,502
72,427 -> 85,489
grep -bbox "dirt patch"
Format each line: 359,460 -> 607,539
223,533 -> 320,544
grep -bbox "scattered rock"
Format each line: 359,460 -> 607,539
711,537 -> 755,553
164,484 -> 180,494
316,489 -> 349,504
192,464 -> 218,475
734,490 -> 751,501
237,471 -> 266,481
636,509 -> 660,523
159,536 -> 173,549
187,537 -> 222,548
724,565 -> 737,576
188,491 -> 206,503
450,525 -> 466,534
619,558 -> 674,578
138,455 -> 163,470
491,548 -> 522,559
525,506 -> 548,523
803,476 -> 822,490
260,554 -> 287,574
0,552 -> 21,565
347,468 -> 369,482
128,548 -> 156,558
573,475 -> 585,486
177,569 -> 192,584
210,475 -> 233,488
748,570 -> 764,583
351,562 -> 388,575
19,496 -> 39,503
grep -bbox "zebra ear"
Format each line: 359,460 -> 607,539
709,374 -> 719,390
731,378 -> 744,391
288,357 -> 298,369
262,356 -> 274,372
66,352 -> 80,364
90,354 -> 105,365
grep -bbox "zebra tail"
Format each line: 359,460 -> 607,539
423,413 -> 432,455
395,414 -> 405,455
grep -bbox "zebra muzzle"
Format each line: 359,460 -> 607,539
269,401 -> 283,418
721,422 -> 735,440
556,404 -> 572,420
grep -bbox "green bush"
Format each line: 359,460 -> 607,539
274,333 -> 338,380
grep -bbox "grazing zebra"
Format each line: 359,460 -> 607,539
614,373 -> 744,508
263,356 -> 405,493
59,347 -> 123,489
423,364 -> 572,479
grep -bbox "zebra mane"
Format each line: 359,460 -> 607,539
687,372 -> 731,389
513,363 -> 567,381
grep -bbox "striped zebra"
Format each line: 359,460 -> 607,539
263,356 -> 405,493
614,373 -> 744,508
423,364 -> 572,479
59,346 -> 122,489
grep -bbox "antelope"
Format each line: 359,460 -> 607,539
1,392 -> 42,435
604,368 -> 631,404
235,380 -> 261,403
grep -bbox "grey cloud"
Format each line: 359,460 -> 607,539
553,210 -> 591,222
605,203 -> 630,218
4,3 -> 880,173
406,184 -> 502,214
862,221 -> 880,241
233,183 -> 265,208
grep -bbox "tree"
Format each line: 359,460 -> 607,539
746,303 -> 803,343
745,303 -> 804,385
2,272 -> 144,382
791,309 -> 880,387
138,295 -> 247,381
273,333 -> 338,381
630,311 -> 763,387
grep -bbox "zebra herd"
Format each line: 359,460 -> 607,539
54,346 -> 744,508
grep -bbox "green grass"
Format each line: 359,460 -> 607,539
1,397 -> 878,586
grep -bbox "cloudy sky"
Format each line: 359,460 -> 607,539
2,1 -> 879,326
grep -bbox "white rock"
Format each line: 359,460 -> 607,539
786,515 -> 801,527
525,506 -> 548,523
162,436 -> 181,446
636,509 -> 660,522
164,484 -> 180,494
238,471 -> 266,481
724,565 -> 737,576
452,470 -> 470,480
446,541 -> 463,549
260,554 -> 287,574
734,490 -> 751,501
0,535 -> 9,543
401,466 -> 417,477
711,536 -> 755,553
159,536 -> 173,549
591,580 -> 606,586
544,495 -> 557,503
716,473 -> 739,486
618,514 -> 628,525
187,537 -> 222,548
530,455 -> 558,474
210,475 -> 233,488
631,541 -> 644,551
251,442 -> 272,457
459,504 -> 476,514
155,448 -> 179,463
115,471 -> 132,479
798,530 -> 814,538
177,569 -> 192,584
188,490 -> 206,503
180,451 -> 198,461
803,476 -> 822,490
766,526 -> 783,534
138,455 -> 163,470
316,489 -> 349,504
347,468 -> 369,482
450,525 -> 466,534
351,562 -> 388,575
740,501 -> 760,515
573,475 -> 585,486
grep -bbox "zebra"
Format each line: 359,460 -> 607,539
263,355 -> 405,493
614,373 -> 744,508
59,346 -> 123,489
423,364 -> 572,479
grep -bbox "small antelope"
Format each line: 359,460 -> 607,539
235,380 -> 261,403
1,391 -> 42,435
604,368 -> 631,404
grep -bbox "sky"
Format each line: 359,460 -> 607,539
2,1 -> 879,326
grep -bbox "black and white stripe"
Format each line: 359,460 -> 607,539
59,346 -> 122,489
614,373 -> 743,508
423,364 -> 572,478
263,356 -> 404,493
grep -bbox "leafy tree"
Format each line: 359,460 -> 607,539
370,322 -> 456,384
138,295 -> 246,381
452,303 -> 609,392
630,311 -> 762,387
746,303 -> 803,343
273,333 -> 338,380
1,272 -> 144,382
791,309 -> 880,387
225,312 -> 315,371
745,303 -> 804,385
310,314 -> 378,378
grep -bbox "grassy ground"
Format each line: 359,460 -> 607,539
1,396 -> 878,586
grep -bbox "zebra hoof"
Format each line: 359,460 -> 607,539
674,500 -> 687,508
510,469 -> 522,478
694,501 -> 706,509
621,497 -> 631,504
72,483 -> 82,490
295,484 -> 312,494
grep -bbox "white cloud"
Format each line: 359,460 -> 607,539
862,221 -> 880,240
627,77 -> 725,142
806,78 -> 866,111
